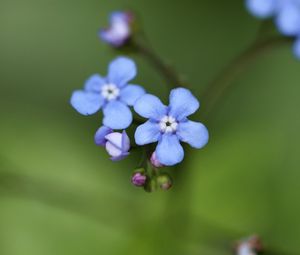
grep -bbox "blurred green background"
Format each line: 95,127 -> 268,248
0,0 -> 300,254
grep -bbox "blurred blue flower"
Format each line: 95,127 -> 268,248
246,0 -> 300,58
246,0 -> 278,18
134,88 -> 209,166
275,0 -> 300,36
293,37 -> 300,58
94,126 -> 130,161
70,57 -> 145,129
99,11 -> 134,47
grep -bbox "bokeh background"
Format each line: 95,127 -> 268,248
0,0 -> 300,254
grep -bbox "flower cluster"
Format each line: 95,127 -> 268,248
246,0 -> 300,58
70,11 -> 209,191
70,56 -> 208,189
71,57 -> 208,165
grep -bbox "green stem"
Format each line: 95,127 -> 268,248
132,116 -> 144,125
201,36 -> 293,118
132,39 -> 183,89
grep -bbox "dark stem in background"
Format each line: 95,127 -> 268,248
161,27 -> 293,253
201,36 -> 293,118
131,39 -> 183,89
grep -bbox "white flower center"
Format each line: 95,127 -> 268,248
159,116 -> 178,133
101,84 -> 120,101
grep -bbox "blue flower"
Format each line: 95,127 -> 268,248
94,126 -> 130,161
246,0 -> 279,18
275,0 -> 300,36
70,57 -> 145,129
134,88 -> 209,166
246,0 -> 300,35
246,0 -> 300,58
99,11 -> 134,47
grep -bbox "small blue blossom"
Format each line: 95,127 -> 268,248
94,126 -> 130,161
246,0 -> 300,58
70,57 -> 145,129
134,88 -> 209,166
99,11 -> 134,47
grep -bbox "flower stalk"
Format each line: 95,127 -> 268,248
131,38 -> 184,89
201,36 -> 293,118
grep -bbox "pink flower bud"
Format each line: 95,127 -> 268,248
150,152 -> 164,168
131,172 -> 147,187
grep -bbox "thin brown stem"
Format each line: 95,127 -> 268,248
201,36 -> 293,118
132,39 -> 183,89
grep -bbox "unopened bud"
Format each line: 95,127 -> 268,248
157,174 -> 172,191
131,172 -> 146,187
105,130 -> 130,161
99,11 -> 135,48
150,152 -> 164,168
94,127 -> 130,161
235,235 -> 263,255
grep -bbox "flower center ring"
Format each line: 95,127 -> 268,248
159,116 -> 178,133
101,84 -> 120,101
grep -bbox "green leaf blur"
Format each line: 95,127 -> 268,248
0,0 -> 299,254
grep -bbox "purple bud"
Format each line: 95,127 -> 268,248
157,174 -> 172,191
95,126 -> 130,161
131,172 -> 147,187
105,130 -> 130,161
150,152 -> 164,168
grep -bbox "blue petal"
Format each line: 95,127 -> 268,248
169,88 -> 199,121
121,130 -> 130,152
110,11 -> 128,23
99,30 -> 124,47
246,0 -> 277,18
155,134 -> 184,166
110,152 -> 130,161
70,90 -> 104,115
276,3 -> 300,36
134,94 -> 167,120
94,126 -> 112,146
103,101 -> 132,129
105,131 -> 130,161
177,120 -> 209,149
135,120 -> 161,145
84,74 -> 106,92
107,57 -> 137,87
120,84 -> 146,106
293,37 -> 300,59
